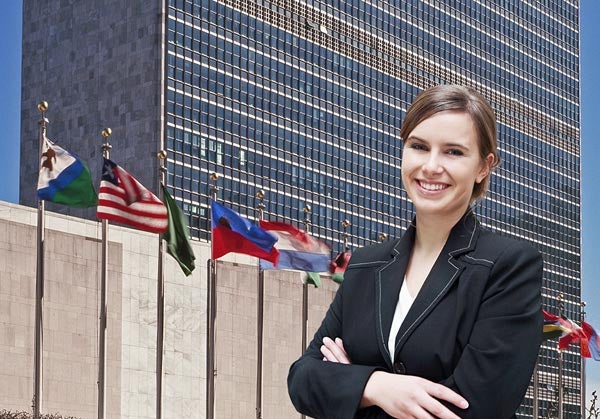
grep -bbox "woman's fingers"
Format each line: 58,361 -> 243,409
426,381 -> 469,411
362,372 -> 468,419
320,337 -> 351,364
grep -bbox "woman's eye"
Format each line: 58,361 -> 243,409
447,149 -> 464,156
409,143 -> 427,151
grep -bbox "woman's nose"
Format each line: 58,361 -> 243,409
422,152 -> 443,174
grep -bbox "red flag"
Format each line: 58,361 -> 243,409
211,200 -> 279,264
329,250 -> 351,274
97,158 -> 168,233
329,250 -> 351,284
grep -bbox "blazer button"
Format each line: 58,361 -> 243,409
393,361 -> 406,374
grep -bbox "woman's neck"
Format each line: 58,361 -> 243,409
413,209 -> 467,253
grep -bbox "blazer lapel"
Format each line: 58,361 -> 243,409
374,225 -> 414,370
393,210 -> 480,358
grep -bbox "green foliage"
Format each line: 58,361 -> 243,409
0,410 -> 81,419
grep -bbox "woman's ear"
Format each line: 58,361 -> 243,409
476,153 -> 495,184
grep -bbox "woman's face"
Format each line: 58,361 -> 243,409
401,111 -> 493,220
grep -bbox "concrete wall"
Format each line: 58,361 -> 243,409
0,201 -> 338,418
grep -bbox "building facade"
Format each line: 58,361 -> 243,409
21,0 -> 581,417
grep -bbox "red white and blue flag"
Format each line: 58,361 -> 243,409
582,321 -> 600,361
259,220 -> 330,272
97,158 -> 168,233
211,200 -> 279,264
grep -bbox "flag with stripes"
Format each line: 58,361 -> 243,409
258,220 -> 330,272
97,158 -> 168,233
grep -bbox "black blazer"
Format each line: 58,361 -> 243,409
288,210 -> 543,419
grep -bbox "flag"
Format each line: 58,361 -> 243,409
97,158 -> 168,233
259,220 -> 330,272
543,309 -> 590,357
162,185 -> 195,276
543,309 -> 572,340
211,200 -> 279,264
37,135 -> 97,207
304,272 -> 321,288
582,321 -> 600,361
329,250 -> 352,284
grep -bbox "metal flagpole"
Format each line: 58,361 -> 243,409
156,0 -> 167,413
33,101 -> 49,419
301,205 -> 312,354
533,362 -> 539,419
255,190 -> 265,419
343,220 -> 351,250
156,150 -> 167,419
98,128 -> 112,419
206,173 -> 218,419
299,205 -> 312,419
558,294 -> 564,419
582,301 -> 587,418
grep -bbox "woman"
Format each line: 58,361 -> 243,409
287,85 -> 543,419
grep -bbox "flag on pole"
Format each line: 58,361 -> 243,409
304,272 -> 321,288
162,185 -> 195,276
97,158 -> 168,233
543,309 -> 590,357
329,250 -> 352,284
258,220 -> 330,272
37,135 -> 97,207
211,200 -> 279,264
543,309 -> 572,340
582,321 -> 600,361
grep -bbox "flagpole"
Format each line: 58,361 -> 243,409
156,150 -> 167,419
533,361 -> 539,418
255,190 -> 265,419
206,173 -> 218,419
98,128 -> 112,419
558,293 -> 564,419
301,205 -> 312,355
33,101 -> 49,419
582,301 -> 587,418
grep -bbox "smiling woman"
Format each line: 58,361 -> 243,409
287,85 -> 543,419
401,111 -> 492,224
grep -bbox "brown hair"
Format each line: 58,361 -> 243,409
399,85 -> 501,200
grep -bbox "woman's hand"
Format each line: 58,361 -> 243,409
320,337 -> 351,364
362,371 -> 468,419
320,337 -> 468,419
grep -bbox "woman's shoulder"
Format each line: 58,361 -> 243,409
474,227 -> 542,263
347,239 -> 399,268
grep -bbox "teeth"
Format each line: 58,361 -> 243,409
420,181 -> 446,191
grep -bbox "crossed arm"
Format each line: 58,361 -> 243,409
321,337 -> 468,419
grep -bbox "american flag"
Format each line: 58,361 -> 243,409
97,158 -> 168,233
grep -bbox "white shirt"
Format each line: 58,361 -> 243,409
388,279 -> 416,363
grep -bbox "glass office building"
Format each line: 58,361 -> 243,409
164,1 -> 581,416
21,0 -> 581,417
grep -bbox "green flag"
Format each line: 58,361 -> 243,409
37,136 -> 98,207
331,273 -> 345,284
162,185 -> 195,276
305,272 -> 321,288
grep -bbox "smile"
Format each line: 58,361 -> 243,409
418,180 -> 449,191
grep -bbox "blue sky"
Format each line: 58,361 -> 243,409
2,0 -> 600,407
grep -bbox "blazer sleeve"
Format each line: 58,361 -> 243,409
439,240 -> 543,418
287,277 -> 382,419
